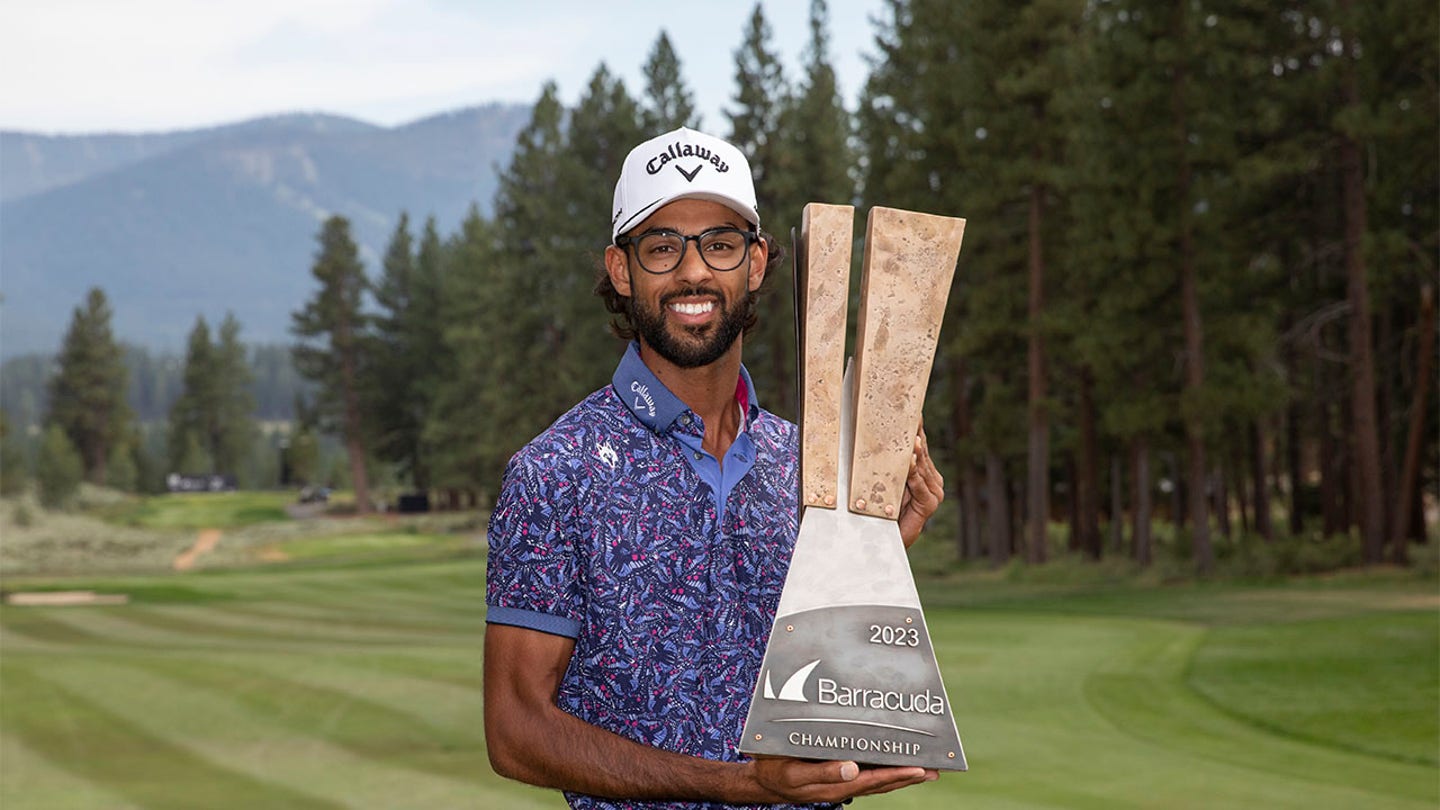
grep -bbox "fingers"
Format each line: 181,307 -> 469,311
898,425 -> 945,547
752,758 -> 936,803
847,766 -> 937,797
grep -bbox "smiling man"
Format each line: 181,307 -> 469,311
483,127 -> 945,809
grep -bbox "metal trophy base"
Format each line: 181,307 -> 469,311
739,364 -> 966,771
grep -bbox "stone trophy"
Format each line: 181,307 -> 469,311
738,204 -> 967,771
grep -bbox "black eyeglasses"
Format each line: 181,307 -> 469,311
615,227 -> 758,275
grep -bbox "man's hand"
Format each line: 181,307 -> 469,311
898,421 -> 945,548
750,756 -> 937,804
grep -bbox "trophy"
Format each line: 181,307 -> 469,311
739,204 -> 967,771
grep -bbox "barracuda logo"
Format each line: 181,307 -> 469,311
763,659 -> 820,702
761,659 -> 946,716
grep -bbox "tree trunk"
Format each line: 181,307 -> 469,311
1110,454 -> 1124,554
1235,442 -> 1252,536
1337,0 -> 1386,563
951,356 -> 983,560
1066,455 -> 1081,554
1169,452 -> 1185,529
1391,285 -> 1435,561
962,461 -> 983,560
1285,403 -> 1303,535
1251,419 -> 1273,540
1132,438 -> 1153,566
1026,182 -> 1050,564
1214,465 -> 1231,539
1377,303 -> 1397,531
338,319 -> 372,516
986,450 -> 1011,567
1319,399 -> 1344,536
1078,366 -> 1102,558
1171,0 -> 1212,573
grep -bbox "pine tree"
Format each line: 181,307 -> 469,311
36,424 -> 83,509
291,216 -> 374,514
786,0 -> 854,208
370,213 -> 448,491
47,287 -> 130,484
212,313 -> 256,476
285,394 -> 323,488
641,31 -> 701,131
427,207 -> 503,500
727,3 -> 797,419
371,212 -> 422,487
168,316 -> 216,473
451,82 -> 604,493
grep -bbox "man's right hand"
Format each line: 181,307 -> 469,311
485,622 -> 940,804
748,756 -> 938,804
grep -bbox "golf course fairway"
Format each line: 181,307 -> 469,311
1,555 -> 1434,809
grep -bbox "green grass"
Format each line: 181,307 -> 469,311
271,530 -> 466,562
1188,611 -> 1438,765
101,491 -> 294,529
1,549 -> 1435,809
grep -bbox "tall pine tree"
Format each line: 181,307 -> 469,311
641,31 -> 701,132
727,3 -> 798,419
168,316 -> 217,473
47,287 -> 130,485
213,313 -> 255,475
291,216 -> 373,513
370,212 -> 448,491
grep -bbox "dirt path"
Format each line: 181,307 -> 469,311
173,528 -> 222,571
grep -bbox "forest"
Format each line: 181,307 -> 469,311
15,0 -> 1437,575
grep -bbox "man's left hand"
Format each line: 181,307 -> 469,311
898,422 -> 944,548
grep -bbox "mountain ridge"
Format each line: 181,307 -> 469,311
0,102 -> 530,358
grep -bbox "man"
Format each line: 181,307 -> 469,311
484,127 -> 945,809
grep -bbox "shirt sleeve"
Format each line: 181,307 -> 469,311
484,448 -> 585,638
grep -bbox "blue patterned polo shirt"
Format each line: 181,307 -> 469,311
487,342 -> 830,810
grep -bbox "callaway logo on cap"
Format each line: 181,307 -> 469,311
611,127 -> 760,243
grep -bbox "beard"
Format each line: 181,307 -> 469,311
628,282 -> 751,369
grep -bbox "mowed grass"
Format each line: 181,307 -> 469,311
101,491 -> 294,529
1,549 -> 1435,809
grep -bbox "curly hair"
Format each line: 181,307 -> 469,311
593,231 -> 786,341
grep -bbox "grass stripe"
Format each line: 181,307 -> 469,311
103,604 -> 448,648
218,599 -> 481,635
322,650 -> 483,692
0,662 -> 345,810
139,655 -> 486,782
0,607 -> 110,647
0,732 -> 146,810
37,651 -> 555,801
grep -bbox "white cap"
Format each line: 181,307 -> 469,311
611,127 -> 759,242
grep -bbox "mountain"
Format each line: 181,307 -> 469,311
0,104 -> 530,358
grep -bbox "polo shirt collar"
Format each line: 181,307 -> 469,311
612,341 -> 760,434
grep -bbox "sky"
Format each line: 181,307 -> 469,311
0,0 -> 891,135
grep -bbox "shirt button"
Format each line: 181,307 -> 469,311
693,452 -> 702,460
680,415 -> 692,425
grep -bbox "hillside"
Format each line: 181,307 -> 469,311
0,104 -> 530,357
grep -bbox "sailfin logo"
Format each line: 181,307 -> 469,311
596,442 -> 618,469
763,659 -> 822,703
